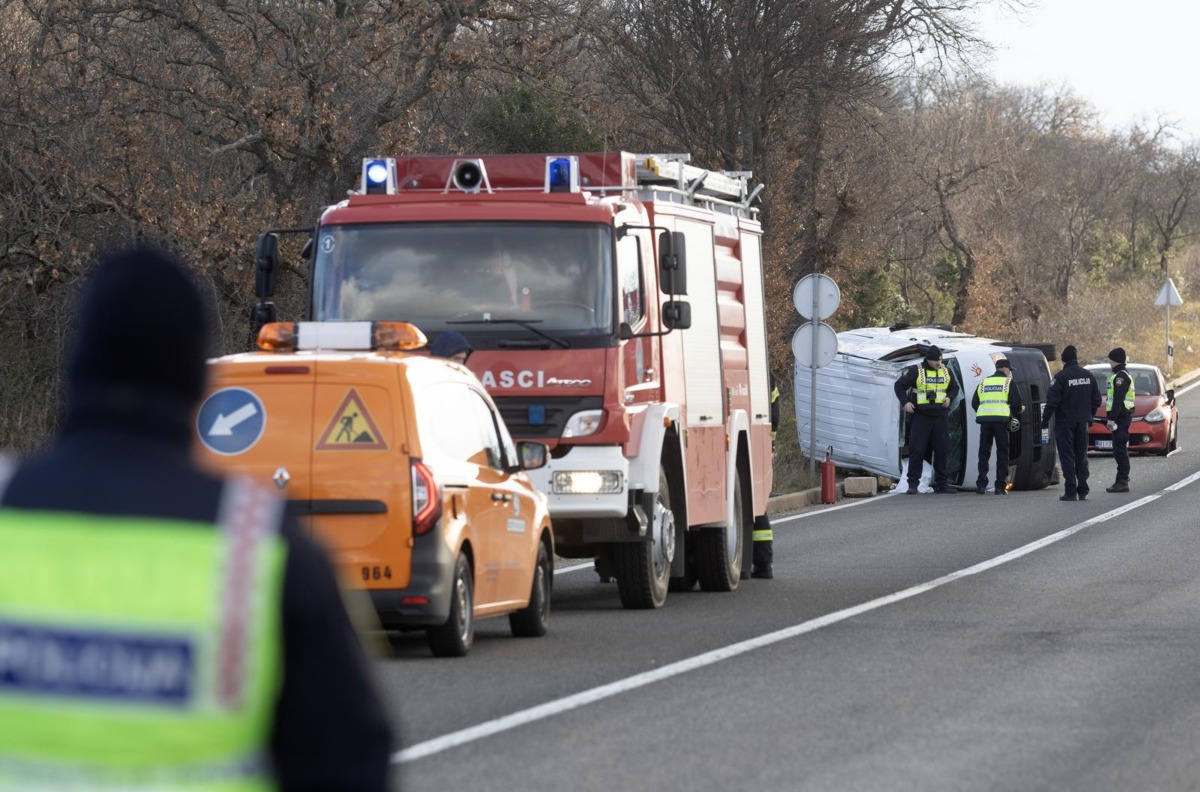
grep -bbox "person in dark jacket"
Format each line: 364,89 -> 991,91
429,330 -> 472,364
894,345 -> 961,494
0,245 -> 394,790
751,372 -> 782,579
970,357 -> 1025,494
1040,344 -> 1102,501
1104,346 -> 1135,493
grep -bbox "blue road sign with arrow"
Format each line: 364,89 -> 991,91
197,387 -> 266,455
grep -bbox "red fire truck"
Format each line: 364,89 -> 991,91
251,152 -> 774,609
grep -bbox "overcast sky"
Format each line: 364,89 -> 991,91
975,0 -> 1200,138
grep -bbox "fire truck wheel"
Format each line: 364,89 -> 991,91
510,540 -> 552,637
695,468 -> 746,592
427,554 -> 475,657
614,467 -> 673,609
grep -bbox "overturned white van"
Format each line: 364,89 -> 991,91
795,325 -> 1058,491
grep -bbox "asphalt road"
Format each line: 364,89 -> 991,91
375,377 -> 1200,792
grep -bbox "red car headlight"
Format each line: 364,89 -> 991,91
1144,406 -> 1168,423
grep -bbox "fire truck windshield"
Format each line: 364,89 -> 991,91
312,221 -> 614,340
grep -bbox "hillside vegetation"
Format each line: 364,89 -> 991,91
3,0 -> 1199,461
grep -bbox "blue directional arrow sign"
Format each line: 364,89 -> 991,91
197,387 -> 266,456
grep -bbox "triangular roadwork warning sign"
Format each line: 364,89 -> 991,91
316,389 -> 388,450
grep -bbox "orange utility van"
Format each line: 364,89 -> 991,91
195,320 -> 554,657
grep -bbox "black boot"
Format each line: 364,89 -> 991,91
1106,480 -> 1130,493
751,517 -> 774,579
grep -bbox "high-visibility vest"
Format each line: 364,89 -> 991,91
1106,373 -> 1135,412
975,374 -> 1011,419
0,471 -> 286,791
915,366 -> 951,405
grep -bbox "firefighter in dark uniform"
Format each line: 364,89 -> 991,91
1104,346 -> 1135,493
0,246 -> 394,790
894,345 -> 960,494
751,372 -> 781,579
1041,344 -> 1102,501
971,357 -> 1025,494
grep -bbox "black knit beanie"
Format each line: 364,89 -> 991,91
1108,347 -> 1126,364
1061,345 -> 1078,363
67,245 -> 209,417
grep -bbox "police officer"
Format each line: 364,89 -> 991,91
751,372 -> 782,579
894,345 -> 960,494
430,330 -> 473,364
1041,344 -> 1102,502
971,357 -> 1025,494
1104,346 -> 1135,493
0,246 -> 393,789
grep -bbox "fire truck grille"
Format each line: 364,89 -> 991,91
493,396 -> 604,440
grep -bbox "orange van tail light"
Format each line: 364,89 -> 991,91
374,321 -> 428,351
258,322 -> 297,351
411,459 -> 442,535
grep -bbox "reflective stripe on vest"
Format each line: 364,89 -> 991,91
916,366 -> 950,405
975,374 -> 1011,419
1106,375 -> 1135,412
0,476 -> 286,791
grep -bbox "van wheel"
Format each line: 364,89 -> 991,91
696,468 -> 745,592
510,541 -> 551,637
614,467 -> 673,609
427,555 -> 474,657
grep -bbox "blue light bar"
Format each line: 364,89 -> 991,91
361,158 -> 396,195
544,156 -> 579,193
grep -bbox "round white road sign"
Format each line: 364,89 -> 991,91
792,321 -> 838,368
792,273 -> 841,320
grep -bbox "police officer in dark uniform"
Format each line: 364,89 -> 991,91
970,357 -> 1025,494
1104,346 -> 1134,493
751,372 -> 782,579
1040,344 -> 1102,501
0,246 -> 394,789
894,345 -> 960,494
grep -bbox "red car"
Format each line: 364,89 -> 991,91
1085,363 -> 1179,456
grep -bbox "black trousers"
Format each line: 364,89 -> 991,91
752,514 -> 773,569
1112,415 -> 1131,482
907,412 -> 949,491
976,422 -> 1010,490
1055,421 -> 1091,496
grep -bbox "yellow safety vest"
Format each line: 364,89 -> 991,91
975,374 -> 1011,419
916,366 -> 950,405
1106,373 -> 1135,412
0,474 -> 286,791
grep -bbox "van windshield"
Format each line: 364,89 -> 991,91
311,222 -> 614,338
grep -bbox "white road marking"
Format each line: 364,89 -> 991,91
771,495 -> 877,524
1176,378 -> 1200,397
392,469 -> 1200,765
553,562 -> 593,576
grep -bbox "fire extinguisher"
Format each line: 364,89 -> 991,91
821,446 -> 837,504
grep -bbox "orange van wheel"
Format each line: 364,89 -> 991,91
509,540 -> 552,637
427,555 -> 475,657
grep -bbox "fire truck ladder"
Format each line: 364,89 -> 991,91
635,154 -> 758,217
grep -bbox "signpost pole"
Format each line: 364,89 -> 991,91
1167,300 -> 1172,377
1156,278 -> 1183,378
810,282 -> 819,479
